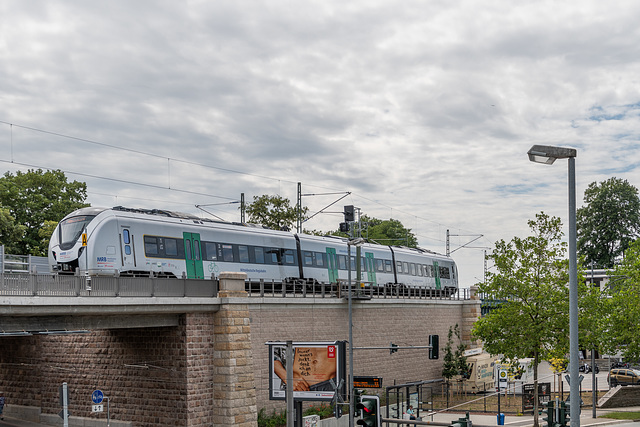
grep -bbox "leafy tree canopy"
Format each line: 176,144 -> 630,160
472,212 -> 574,426
0,169 -> 88,255
330,215 -> 418,247
605,239 -> 640,360
245,194 -> 308,231
577,177 -> 640,268
0,208 -> 26,254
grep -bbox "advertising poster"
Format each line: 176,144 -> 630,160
268,341 -> 346,401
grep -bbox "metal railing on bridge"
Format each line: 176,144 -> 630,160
0,272 -> 471,300
0,273 -> 219,298
0,245 -> 49,274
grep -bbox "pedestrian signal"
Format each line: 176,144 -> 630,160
356,395 -> 380,427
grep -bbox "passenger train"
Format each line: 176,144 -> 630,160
48,206 -> 459,294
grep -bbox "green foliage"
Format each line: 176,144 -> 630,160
245,195 -> 308,231
303,403 -> 334,418
0,169 -> 88,255
578,277 -> 610,353
473,212 -> 573,364
0,208 -> 26,253
473,212 -> 578,427
442,325 -> 465,379
257,408 -> 287,427
257,404 -> 336,427
329,215 -> 418,248
577,177 -> 640,268
605,239 -> 640,360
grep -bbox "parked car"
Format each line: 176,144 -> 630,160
608,368 -> 640,387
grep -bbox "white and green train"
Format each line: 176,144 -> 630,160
48,206 -> 459,294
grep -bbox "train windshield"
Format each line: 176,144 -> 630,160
58,215 -> 96,250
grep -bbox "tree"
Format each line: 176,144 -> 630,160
0,169 -> 88,256
472,212 -> 571,427
245,195 -> 308,231
330,215 -> 418,248
577,177 -> 640,268
0,208 -> 26,254
442,324 -> 468,380
604,239 -> 640,360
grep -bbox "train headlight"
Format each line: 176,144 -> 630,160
52,251 -> 57,260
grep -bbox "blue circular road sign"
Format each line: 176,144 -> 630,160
92,390 -> 104,404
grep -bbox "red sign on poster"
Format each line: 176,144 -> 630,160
328,346 -> 336,359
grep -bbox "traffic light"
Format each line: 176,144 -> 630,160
344,205 -> 355,222
541,400 -> 555,427
356,395 -> 380,427
559,401 -> 569,427
429,334 -> 439,359
340,222 -> 350,232
390,343 -> 398,354
450,412 -> 471,427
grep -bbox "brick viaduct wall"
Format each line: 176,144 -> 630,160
0,282 -> 481,426
249,297 -> 476,413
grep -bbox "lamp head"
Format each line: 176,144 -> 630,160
528,145 -> 577,164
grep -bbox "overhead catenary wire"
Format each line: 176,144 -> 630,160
0,120 -> 485,243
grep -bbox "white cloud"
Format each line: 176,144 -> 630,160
2,0 -> 640,286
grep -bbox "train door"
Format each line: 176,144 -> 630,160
365,252 -> 376,285
120,227 -> 136,271
325,247 -> 338,283
433,261 -> 441,290
183,232 -> 204,279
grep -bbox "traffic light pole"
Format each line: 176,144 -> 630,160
348,242 -> 354,427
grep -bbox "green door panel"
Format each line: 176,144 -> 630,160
326,247 -> 338,283
183,232 -> 204,279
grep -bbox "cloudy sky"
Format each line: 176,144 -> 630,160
2,0 -> 640,287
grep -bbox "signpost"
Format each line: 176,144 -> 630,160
91,389 -> 110,426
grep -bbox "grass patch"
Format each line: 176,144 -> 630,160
600,411 -> 640,420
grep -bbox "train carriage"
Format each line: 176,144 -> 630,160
48,206 -> 459,295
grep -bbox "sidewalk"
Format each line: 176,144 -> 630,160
423,406 -> 640,427
0,416 -> 49,427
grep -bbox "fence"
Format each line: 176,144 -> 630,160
0,245 -> 49,274
0,273 -> 219,297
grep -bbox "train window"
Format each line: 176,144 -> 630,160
439,266 -> 450,279
376,259 -> 384,272
238,245 -> 249,263
360,257 -> 367,272
401,262 -> 408,274
284,249 -> 295,265
266,248 -> 280,264
165,239 -> 179,257
410,263 -> 416,275
222,244 -> 234,262
385,260 -> 392,272
123,229 -> 131,245
58,215 -> 96,250
417,264 -> 423,276
194,240 -> 201,260
396,261 -> 402,273
203,242 -> 217,261
304,251 -> 314,266
254,247 -> 265,264
185,241 -> 192,260
350,256 -> 357,271
337,255 -> 347,270
425,265 -> 434,277
144,236 -> 158,256
314,252 -> 325,267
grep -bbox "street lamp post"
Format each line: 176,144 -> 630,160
528,144 -> 579,427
